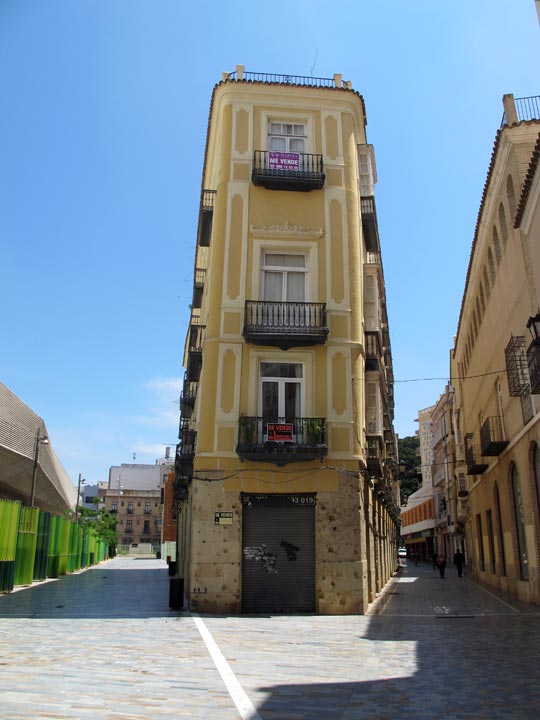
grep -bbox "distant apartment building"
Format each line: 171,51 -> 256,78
452,94 -> 540,605
105,463 -> 168,548
174,66 -> 400,614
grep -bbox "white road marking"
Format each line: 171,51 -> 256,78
192,613 -> 262,720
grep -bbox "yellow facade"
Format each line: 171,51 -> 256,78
176,68 -> 399,614
453,95 -> 540,605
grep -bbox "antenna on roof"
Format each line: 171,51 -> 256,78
310,49 -> 318,77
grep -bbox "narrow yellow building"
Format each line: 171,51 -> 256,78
175,67 -> 399,614
453,94 -> 540,605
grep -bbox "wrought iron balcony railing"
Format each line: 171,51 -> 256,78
197,189 -> 216,247
243,300 -> 328,349
527,340 -> 540,394
236,416 -> 327,464
480,416 -> 509,456
365,331 -> 383,371
501,95 -> 540,127
366,436 -> 384,474
360,196 -> 380,253
227,70 -> 336,88
464,434 -> 488,475
252,150 -> 325,191
505,336 -> 529,396
180,374 -> 198,418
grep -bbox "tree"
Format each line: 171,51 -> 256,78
398,435 -> 421,502
78,499 -> 118,557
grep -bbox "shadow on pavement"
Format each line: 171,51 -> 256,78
0,560 -> 182,619
247,564 -> 540,719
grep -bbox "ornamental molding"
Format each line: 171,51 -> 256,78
250,222 -> 323,239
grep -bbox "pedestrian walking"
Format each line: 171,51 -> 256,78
453,549 -> 465,578
414,550 -> 419,566
437,554 -> 446,578
431,552 -> 438,571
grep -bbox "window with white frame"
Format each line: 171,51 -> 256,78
364,273 -> 379,331
262,253 -> 307,302
259,362 -> 303,423
358,148 -> 374,197
366,380 -> 382,435
268,122 -> 306,153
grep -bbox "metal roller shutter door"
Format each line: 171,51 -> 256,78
242,494 -> 315,613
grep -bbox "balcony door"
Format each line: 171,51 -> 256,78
260,362 -> 303,441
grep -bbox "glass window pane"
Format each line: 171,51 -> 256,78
270,123 -> 281,134
284,381 -> 301,419
290,138 -> 305,152
284,124 -> 293,135
270,137 -> 286,151
286,272 -> 305,302
294,124 -> 305,135
262,381 -> 279,420
263,271 -> 282,301
265,253 -> 287,267
260,363 -> 302,379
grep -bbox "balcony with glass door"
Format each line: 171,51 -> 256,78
244,252 -> 328,349
252,122 -> 324,191
236,361 -> 326,464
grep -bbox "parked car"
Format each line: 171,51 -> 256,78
397,547 -> 407,558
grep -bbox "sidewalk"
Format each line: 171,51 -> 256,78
370,559 -> 538,616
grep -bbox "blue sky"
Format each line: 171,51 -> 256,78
1,1 -> 539,485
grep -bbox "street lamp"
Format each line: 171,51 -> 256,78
75,473 -> 86,521
30,430 -> 49,507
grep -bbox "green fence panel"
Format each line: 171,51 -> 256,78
14,506 -> 39,586
47,515 -> 61,578
33,511 -> 52,581
0,500 -> 21,592
68,522 -> 82,572
57,517 -> 71,576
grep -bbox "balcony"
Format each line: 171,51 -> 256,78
196,190 -> 215,247
186,323 -> 205,382
252,150 -> 325,191
243,301 -> 328,349
180,374 -> 198,418
192,268 -> 206,309
366,436 -> 384,475
236,417 -> 327,465
178,422 -> 196,462
360,197 -> 380,252
480,416 -> 509,456
464,434 -> 488,475
505,336 -> 529,396
365,331 -> 383,371
527,340 -> 540,394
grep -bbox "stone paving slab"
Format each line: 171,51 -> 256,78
0,556 -> 538,719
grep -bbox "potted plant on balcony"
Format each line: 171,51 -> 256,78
305,419 -> 323,447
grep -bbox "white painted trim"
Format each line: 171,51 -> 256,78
192,614 -> 262,720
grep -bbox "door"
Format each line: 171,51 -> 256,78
242,494 -> 316,613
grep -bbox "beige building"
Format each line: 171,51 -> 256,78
401,405 -> 436,559
175,67 -> 400,614
105,463 -> 164,548
452,94 -> 540,605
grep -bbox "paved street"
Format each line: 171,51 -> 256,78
0,557 -> 539,720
